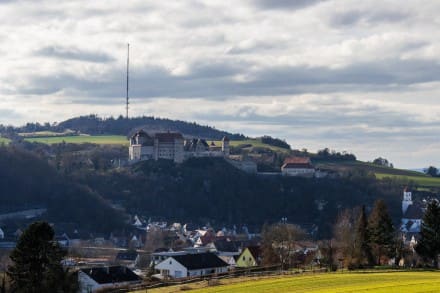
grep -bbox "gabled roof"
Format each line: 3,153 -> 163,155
282,157 -> 314,169
155,132 -> 183,142
404,204 -> 423,219
116,251 -> 139,261
80,266 -> 141,284
213,239 -> 239,253
171,252 -> 228,270
246,246 -> 262,260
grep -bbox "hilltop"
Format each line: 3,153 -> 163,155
3,114 -> 439,190
1,115 -> 247,140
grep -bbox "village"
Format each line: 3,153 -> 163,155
0,185 -> 429,292
0,130 -> 434,292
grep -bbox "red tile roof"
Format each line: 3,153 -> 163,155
283,157 -> 311,164
282,157 -> 314,169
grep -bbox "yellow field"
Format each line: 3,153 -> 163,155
24,135 -> 128,145
143,271 -> 440,293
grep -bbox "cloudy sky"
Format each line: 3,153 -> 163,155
1,0 -> 440,168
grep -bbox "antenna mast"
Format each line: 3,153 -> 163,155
126,43 -> 130,119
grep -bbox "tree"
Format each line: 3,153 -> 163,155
368,200 -> 395,265
424,166 -> 439,177
261,223 -> 306,269
7,221 -> 77,292
333,209 -> 356,265
416,200 -> 440,267
352,205 -> 373,267
372,157 -> 392,168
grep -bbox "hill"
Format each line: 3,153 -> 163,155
70,157 -> 405,238
0,146 -> 125,233
312,159 -> 440,189
5,115 -> 247,140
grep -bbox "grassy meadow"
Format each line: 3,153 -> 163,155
213,139 -> 290,152
375,172 -> 440,188
0,137 -> 10,144
144,271 -> 440,293
24,135 -> 128,145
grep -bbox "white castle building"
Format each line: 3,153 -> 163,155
129,130 -> 230,163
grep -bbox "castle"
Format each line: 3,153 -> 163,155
129,130 -> 230,163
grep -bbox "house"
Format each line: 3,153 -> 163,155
155,252 -> 229,279
281,157 -> 315,177
115,251 -> 140,269
207,238 -> 240,256
55,233 -> 70,247
236,246 -> 261,268
78,266 -> 141,293
0,228 -> 4,239
151,250 -> 187,266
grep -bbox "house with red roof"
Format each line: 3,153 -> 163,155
281,157 -> 315,177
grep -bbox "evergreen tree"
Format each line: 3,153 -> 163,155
7,221 -> 77,292
353,205 -> 373,267
1,275 -> 5,293
416,200 -> 440,267
368,200 -> 395,265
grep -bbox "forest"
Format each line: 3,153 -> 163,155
0,142 -> 410,238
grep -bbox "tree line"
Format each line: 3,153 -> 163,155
261,199 -> 440,270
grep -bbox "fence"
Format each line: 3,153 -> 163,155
112,265 -> 328,292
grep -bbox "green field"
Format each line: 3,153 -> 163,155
23,135 -> 285,150
24,135 -> 128,145
147,271 -> 440,293
0,137 -> 10,144
213,139 -> 290,152
375,173 -> 440,188
18,130 -> 75,137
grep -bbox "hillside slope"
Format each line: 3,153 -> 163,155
73,157 -> 405,237
312,160 -> 440,188
9,115 -> 246,140
0,146 -> 125,233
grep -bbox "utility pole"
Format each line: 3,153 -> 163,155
126,43 -> 130,119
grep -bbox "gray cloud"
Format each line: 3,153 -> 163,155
16,57 -> 440,100
330,10 -> 410,27
35,46 -> 115,63
252,0 -> 327,10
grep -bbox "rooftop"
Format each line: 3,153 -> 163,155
171,252 -> 228,270
80,266 -> 141,284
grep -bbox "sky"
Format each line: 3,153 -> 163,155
1,0 -> 440,168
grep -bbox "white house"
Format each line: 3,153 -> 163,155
78,266 -> 141,293
155,252 -> 228,279
281,157 -> 315,177
0,228 -> 4,239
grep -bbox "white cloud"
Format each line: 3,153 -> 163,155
0,0 -> 440,168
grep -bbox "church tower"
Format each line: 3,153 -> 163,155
402,187 -> 413,214
221,136 -> 230,156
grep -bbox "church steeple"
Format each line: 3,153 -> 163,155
402,187 -> 413,214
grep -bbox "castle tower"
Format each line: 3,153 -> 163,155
221,136 -> 230,156
402,187 -> 413,214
